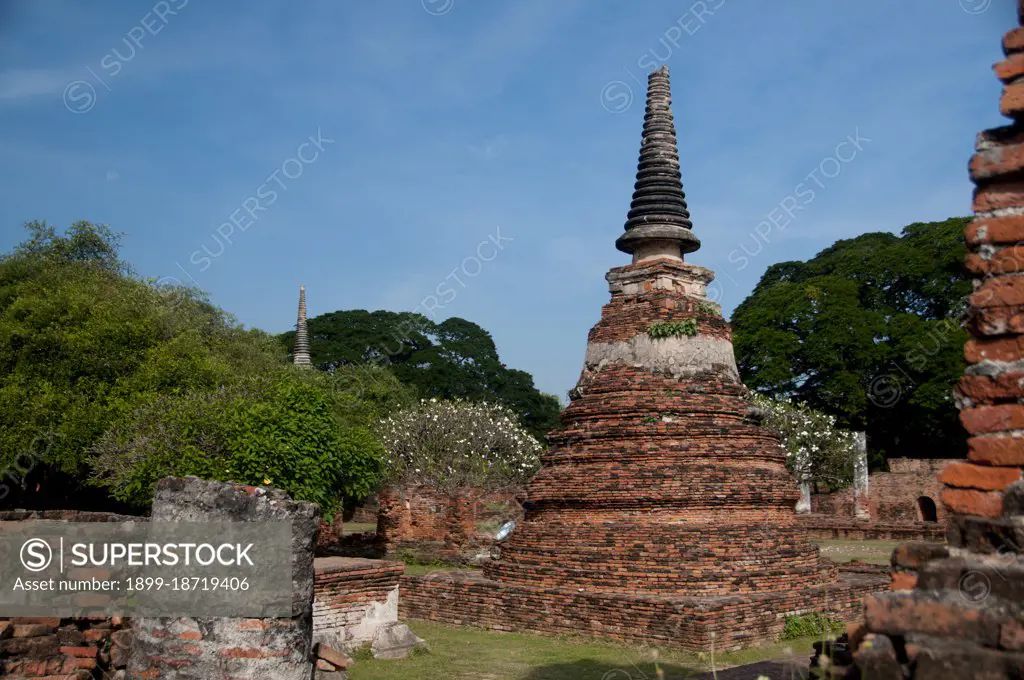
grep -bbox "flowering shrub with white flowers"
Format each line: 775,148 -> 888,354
374,399 -> 543,493
751,393 -> 857,491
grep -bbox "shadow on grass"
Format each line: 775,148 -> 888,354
522,659 -> 809,680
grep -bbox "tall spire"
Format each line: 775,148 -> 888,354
616,65 -> 700,262
294,285 -> 311,368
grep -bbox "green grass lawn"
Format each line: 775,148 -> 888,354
348,620 -> 824,680
813,539 -> 902,565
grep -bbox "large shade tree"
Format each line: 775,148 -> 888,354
731,217 -> 971,463
0,221 -> 402,515
279,310 -> 562,441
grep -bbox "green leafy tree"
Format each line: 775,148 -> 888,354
91,375 -> 384,517
280,310 -> 562,440
732,217 -> 972,462
0,221 -> 400,513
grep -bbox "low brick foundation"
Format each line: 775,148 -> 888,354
796,515 -> 946,542
399,568 -> 887,652
313,557 -> 404,652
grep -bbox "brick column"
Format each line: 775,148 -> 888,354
853,7 -> 1024,676
127,477 -> 319,679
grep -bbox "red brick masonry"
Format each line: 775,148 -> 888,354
811,458 -> 955,523
401,568 -> 881,652
401,258 -> 887,650
795,516 -> 945,542
0,616 -> 132,679
313,557 -> 404,650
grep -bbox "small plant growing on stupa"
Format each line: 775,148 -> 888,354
696,301 -> 718,316
647,319 -> 698,338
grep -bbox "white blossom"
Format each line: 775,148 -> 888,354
375,398 -> 543,492
751,393 -> 857,490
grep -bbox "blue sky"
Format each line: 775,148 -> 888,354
0,0 -> 1013,400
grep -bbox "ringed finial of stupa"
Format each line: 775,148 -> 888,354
615,65 -> 701,262
294,285 -> 312,368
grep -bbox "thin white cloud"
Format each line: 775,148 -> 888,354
0,68 -> 74,101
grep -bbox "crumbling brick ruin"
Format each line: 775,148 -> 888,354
0,511 -> 143,679
800,459 -> 953,542
0,480 -> 360,679
849,6 -> 1024,677
376,486 -> 520,562
400,65 -> 887,651
313,557 -> 404,652
0,482 -> 428,678
812,459 -> 954,523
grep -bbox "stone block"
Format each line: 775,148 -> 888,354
128,476 -> 319,680
370,622 -> 428,660
314,643 -> 352,670
864,592 -> 1007,647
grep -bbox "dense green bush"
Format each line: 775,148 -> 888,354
91,375 -> 384,517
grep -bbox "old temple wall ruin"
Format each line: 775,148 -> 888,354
811,459 -> 954,523
0,481 -> 368,679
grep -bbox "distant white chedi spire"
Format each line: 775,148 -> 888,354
294,285 -> 312,368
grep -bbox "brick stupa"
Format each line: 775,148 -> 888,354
401,66 -> 886,650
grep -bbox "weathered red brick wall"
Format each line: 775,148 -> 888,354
851,8 -> 1024,676
795,516 -> 945,542
810,458 -> 954,522
810,487 -> 855,516
377,486 -> 520,560
313,557 -> 404,652
873,459 -> 952,522
0,616 -> 133,678
0,512 -> 142,679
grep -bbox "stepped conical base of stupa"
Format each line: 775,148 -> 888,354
400,258 -> 887,650
485,259 -> 828,598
